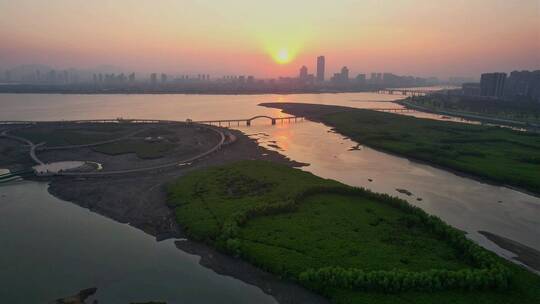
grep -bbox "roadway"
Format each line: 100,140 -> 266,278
0,128 -> 44,165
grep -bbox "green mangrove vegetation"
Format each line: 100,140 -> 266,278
319,109 -> 540,195
406,95 -> 540,123
167,161 -> 540,304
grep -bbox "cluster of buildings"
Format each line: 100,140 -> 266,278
93,73 -> 136,85
462,70 -> 540,102
2,56 -> 439,92
3,68 -> 80,85
295,55 -> 437,87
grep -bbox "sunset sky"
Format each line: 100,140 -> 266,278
1,0 -> 539,78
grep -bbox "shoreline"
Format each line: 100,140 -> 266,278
479,231 -> 540,273
2,127 -> 326,304
259,102 -> 540,199
398,100 -> 540,131
259,102 -> 540,272
0,88 -> 382,96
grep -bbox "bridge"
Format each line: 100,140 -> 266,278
195,115 -> 304,127
0,116 -> 304,127
376,89 -> 431,96
369,108 -> 417,113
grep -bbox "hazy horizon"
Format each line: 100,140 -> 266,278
1,0 -> 539,78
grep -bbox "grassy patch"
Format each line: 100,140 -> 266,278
320,110 -> 540,195
167,161 -> 540,303
408,95 -> 540,123
241,193 -> 467,273
12,124 -> 134,146
92,139 -> 177,159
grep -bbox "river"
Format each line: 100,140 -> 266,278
0,172 -> 277,303
1,92 -> 539,302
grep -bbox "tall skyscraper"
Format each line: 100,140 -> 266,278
341,66 -> 349,82
316,56 -> 325,82
504,70 -> 540,101
480,73 -> 506,98
299,65 -> 308,80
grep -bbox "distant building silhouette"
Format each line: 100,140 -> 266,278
161,73 -> 168,83
299,65 -> 308,80
341,66 -> 349,82
150,73 -> 157,85
504,70 -> 540,102
462,83 -> 481,96
356,74 -> 366,84
316,56 -> 325,82
118,73 -> 126,83
331,66 -> 350,83
480,73 -> 506,98
370,72 -> 383,84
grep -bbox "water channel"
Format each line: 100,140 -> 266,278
1,91 -> 539,302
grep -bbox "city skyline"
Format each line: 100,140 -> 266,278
3,54 -> 536,84
0,54 -> 451,88
1,0 -> 539,78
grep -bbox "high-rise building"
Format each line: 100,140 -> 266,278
331,66 -> 350,83
370,72 -> 383,84
161,73 -> 168,83
504,70 -> 540,102
299,65 -> 308,80
341,66 -> 349,82
316,56 -> 325,82
480,73 -> 506,98
150,73 -> 157,85
356,74 -> 366,84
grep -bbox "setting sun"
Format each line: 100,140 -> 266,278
274,48 -> 293,64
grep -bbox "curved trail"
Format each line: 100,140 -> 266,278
1,128 -> 44,165
0,122 -> 229,176
39,125 -> 156,151
59,126 -> 227,176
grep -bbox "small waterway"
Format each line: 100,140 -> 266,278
0,171 -> 276,304
243,121 -> 540,268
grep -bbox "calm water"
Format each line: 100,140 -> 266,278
1,92 -> 539,302
245,122 -> 540,259
0,176 -> 276,304
0,92 -> 473,124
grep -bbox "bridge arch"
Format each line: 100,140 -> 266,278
246,115 -> 276,126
